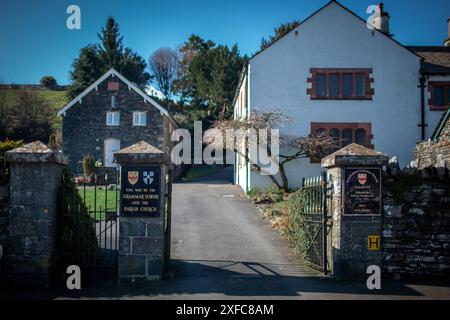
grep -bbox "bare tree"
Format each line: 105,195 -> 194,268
148,47 -> 179,101
206,110 -> 337,191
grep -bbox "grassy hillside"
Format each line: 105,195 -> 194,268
0,88 -> 69,132
0,88 -> 69,112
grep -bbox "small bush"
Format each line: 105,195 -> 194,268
247,186 -> 283,204
246,187 -> 263,198
286,188 -> 322,258
59,170 -> 98,270
82,154 -> 96,178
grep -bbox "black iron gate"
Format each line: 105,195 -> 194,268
57,169 -> 119,280
298,171 -> 332,274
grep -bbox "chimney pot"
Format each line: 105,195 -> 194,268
372,3 -> 390,35
445,17 -> 450,47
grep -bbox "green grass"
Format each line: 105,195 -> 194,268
38,90 -> 70,111
0,89 -> 70,132
184,165 -> 221,180
78,187 -> 119,219
0,89 -> 69,111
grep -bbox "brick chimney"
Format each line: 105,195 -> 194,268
444,17 -> 450,47
372,3 -> 390,35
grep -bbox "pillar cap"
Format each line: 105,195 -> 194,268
113,140 -> 167,164
6,140 -> 66,165
321,143 -> 388,168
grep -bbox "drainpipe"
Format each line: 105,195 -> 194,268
418,62 -> 427,140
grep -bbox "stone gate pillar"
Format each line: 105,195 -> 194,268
114,141 -> 169,284
322,143 -> 388,280
6,141 -> 66,286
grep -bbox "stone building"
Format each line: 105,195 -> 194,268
57,69 -> 177,175
414,107 -> 450,171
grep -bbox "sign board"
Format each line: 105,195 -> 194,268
367,235 -> 381,251
120,166 -> 161,217
343,167 -> 381,215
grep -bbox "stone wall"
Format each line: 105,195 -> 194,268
119,217 -> 165,282
382,164 -> 450,279
413,110 -> 450,172
0,182 -> 9,282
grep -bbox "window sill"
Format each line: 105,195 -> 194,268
430,105 -> 447,111
310,97 -> 373,101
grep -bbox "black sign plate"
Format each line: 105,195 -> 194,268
343,167 -> 381,215
120,166 -> 161,217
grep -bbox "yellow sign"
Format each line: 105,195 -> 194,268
368,235 -> 381,250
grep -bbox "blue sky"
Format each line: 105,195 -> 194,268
0,0 -> 449,85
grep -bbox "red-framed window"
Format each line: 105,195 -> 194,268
310,122 -> 373,162
307,68 -> 374,100
428,81 -> 450,111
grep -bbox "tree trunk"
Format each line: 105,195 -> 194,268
278,162 -> 289,192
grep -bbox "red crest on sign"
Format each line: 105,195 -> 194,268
128,171 -> 139,185
358,173 -> 367,185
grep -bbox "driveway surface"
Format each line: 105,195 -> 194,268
2,167 -> 450,300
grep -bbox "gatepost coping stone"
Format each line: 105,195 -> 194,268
113,140 -> 168,165
6,140 -> 67,165
322,143 -> 388,168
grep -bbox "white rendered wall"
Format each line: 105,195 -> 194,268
246,2 -> 423,189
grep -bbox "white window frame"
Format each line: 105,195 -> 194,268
133,111 -> 147,126
106,111 -> 120,126
111,95 -> 117,108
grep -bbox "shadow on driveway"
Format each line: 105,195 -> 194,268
0,259 -> 432,300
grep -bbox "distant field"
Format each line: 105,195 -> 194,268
0,88 -> 70,132
0,89 -> 70,111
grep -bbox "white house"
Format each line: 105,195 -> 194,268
233,1 -> 449,192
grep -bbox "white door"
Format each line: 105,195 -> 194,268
104,138 -> 120,167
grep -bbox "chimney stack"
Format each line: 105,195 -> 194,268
444,17 -> 450,47
372,3 -> 390,35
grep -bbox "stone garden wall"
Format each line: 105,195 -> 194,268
382,162 -> 450,279
413,110 -> 450,172
0,182 -> 9,281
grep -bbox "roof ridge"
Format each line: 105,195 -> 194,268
57,69 -> 172,121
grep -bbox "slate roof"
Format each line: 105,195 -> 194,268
407,46 -> 450,74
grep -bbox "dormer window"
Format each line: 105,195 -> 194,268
106,111 -> 120,126
133,111 -> 146,126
